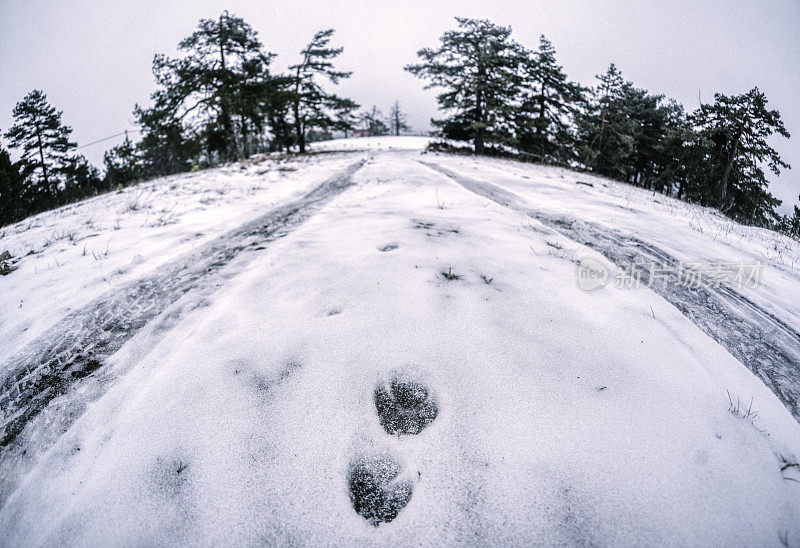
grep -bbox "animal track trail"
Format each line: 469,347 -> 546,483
347,376 -> 439,526
374,377 -> 439,436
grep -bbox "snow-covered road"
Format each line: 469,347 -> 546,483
423,160 -> 800,421
0,159 -> 364,462
1,138 -> 799,545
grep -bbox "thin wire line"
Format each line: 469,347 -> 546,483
76,129 -> 141,150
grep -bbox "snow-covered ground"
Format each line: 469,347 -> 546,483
431,153 -> 800,333
0,152 -> 361,366
1,137 -> 799,545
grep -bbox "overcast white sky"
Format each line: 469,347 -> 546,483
1,0 -> 798,212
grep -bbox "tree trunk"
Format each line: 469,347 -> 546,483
218,13 -> 242,161
294,101 -> 305,153
474,99 -> 485,155
598,105 -> 607,151
475,134 -> 484,155
293,66 -> 306,153
536,81 -> 546,134
474,63 -> 486,155
33,118 -> 50,199
717,123 -> 745,208
537,85 -> 547,158
298,120 -> 306,153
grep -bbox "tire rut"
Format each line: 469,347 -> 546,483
423,161 -> 800,422
0,160 -> 365,455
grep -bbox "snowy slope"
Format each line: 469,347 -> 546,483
431,154 -> 800,334
0,152 -> 363,366
1,138 -> 799,545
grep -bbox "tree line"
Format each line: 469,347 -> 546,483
1,14 -> 798,236
0,12 -> 413,227
407,18 -> 799,233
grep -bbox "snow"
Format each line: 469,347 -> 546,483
311,135 -> 434,152
431,154 -> 800,331
1,138 -> 799,545
0,152 -> 361,366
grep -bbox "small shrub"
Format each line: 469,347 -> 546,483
441,266 -> 461,280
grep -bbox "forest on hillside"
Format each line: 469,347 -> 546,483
1,13 -> 798,235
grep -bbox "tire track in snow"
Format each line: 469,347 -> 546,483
0,160 -> 365,454
422,161 -> 800,422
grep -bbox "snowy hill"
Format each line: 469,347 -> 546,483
1,136 -> 799,545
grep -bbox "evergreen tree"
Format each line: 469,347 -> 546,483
778,197 -> 800,237
516,36 -> 584,163
0,142 -> 25,226
572,65 -> 698,197
4,90 -> 77,208
782,201 -> 800,237
389,100 -> 410,136
61,154 -> 103,202
406,18 -> 522,154
103,132 -> 141,188
290,29 -> 355,153
134,103 -> 200,177
690,87 -> 789,224
330,98 -> 360,138
624,89 -> 667,186
646,100 -> 695,196
261,75 -> 297,152
359,105 -> 389,136
576,64 -> 636,178
619,89 -> 693,192
149,11 -> 275,162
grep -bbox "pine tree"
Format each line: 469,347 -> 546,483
406,18 -> 522,154
779,199 -> 800,237
389,100 -> 410,136
61,154 -> 103,202
575,71 -> 698,196
690,87 -> 789,224
331,98 -> 360,138
516,36 -> 584,163
149,11 -> 275,162
623,89 -> 669,186
290,29 -> 355,153
359,105 -> 389,136
619,89 -> 694,193
134,103 -> 200,177
4,90 -> 77,208
576,64 -> 637,178
0,142 -> 25,226
103,131 -> 141,188
261,75 -> 297,152
646,100 -> 695,196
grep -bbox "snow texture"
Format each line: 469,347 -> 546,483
0,137 -> 799,545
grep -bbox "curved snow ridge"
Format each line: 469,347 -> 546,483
422,160 -> 800,422
0,161 -> 365,466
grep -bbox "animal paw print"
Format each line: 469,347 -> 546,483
347,373 -> 439,526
